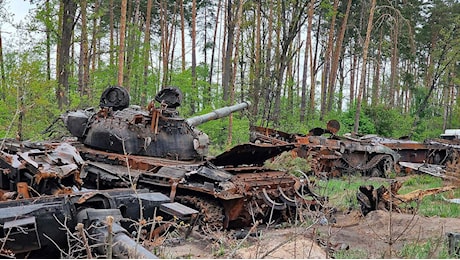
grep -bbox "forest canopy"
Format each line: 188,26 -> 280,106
0,0 -> 459,153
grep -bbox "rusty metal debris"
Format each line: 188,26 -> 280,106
0,140 -> 83,198
0,86 -> 322,257
250,121 -> 400,178
250,120 -> 460,180
357,181 -> 456,216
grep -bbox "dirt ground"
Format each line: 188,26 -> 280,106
153,189 -> 460,258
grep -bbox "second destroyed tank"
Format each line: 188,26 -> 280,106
61,86 -> 323,229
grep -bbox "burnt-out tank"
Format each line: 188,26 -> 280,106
250,120 -> 401,178
60,86 -> 323,230
63,86 -> 250,160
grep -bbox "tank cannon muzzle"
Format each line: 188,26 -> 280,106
185,101 -> 251,127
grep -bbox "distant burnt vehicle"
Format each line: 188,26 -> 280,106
59,86 -> 322,230
359,135 -> 457,166
250,120 -> 400,178
360,133 -> 460,176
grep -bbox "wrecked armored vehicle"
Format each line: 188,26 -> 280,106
0,86 -> 323,258
360,134 -> 460,177
250,120 -> 400,178
0,139 -> 197,258
60,86 -> 322,229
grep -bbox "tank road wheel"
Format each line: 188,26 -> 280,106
371,156 -> 394,178
381,156 -> 394,178
370,167 -> 382,177
176,195 -> 225,233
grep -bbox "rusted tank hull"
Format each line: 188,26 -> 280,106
250,125 -> 400,178
78,143 -> 323,229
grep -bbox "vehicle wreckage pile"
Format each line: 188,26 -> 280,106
250,120 -> 460,216
0,86 -> 324,258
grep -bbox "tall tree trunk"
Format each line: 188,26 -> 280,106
180,0 -> 186,71
0,31 -> 4,100
307,0 -> 316,122
372,30 -> 382,106
249,0 -> 261,126
300,0 -> 312,123
118,0 -> 127,87
142,0 -> 153,104
45,0 -> 51,81
208,0 -> 222,106
159,0 -> 171,88
167,3 -> 178,87
349,47 -> 356,105
191,0 -> 197,112
300,45 -> 308,123
56,2 -> 63,81
78,0 -> 89,96
321,0 -> 338,119
273,1 -> 308,127
353,0 -> 376,134
328,0 -> 351,111
222,0 -> 235,103
89,0 -> 101,98
227,0 -> 244,146
272,0 -> 281,127
125,0 -> 141,92
261,0 -> 274,126
57,0 -> 77,109
389,17 -> 399,107
338,58 -> 345,112
109,0 -> 115,67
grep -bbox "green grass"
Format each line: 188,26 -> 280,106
334,248 -> 369,259
315,175 -> 390,211
398,238 -> 451,258
400,175 -> 460,218
316,174 -> 460,218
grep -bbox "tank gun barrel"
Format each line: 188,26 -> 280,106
185,101 -> 251,127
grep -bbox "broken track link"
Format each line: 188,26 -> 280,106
176,195 -> 225,232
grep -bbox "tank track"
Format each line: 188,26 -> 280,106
175,195 -> 225,232
343,154 -> 392,173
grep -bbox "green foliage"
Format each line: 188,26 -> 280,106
400,175 -> 460,218
398,238 -> 450,259
264,151 -> 311,177
0,54 -> 58,140
363,104 -> 413,138
338,105 -> 376,135
317,176 -> 388,211
319,174 -> 460,219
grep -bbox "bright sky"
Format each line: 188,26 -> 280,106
2,1 -> 32,36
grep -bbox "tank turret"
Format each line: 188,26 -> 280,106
62,86 -> 250,160
57,85 -> 323,231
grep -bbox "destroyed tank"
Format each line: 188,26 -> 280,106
250,120 -> 401,178
61,86 -> 322,230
